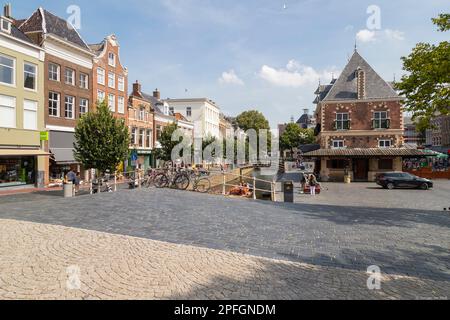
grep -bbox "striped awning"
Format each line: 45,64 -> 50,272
303,148 -> 438,158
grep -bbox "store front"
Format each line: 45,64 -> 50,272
0,149 -> 48,189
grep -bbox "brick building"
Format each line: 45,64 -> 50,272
19,8 -> 94,181
128,81 -> 154,170
305,50 -> 430,182
89,35 -> 128,121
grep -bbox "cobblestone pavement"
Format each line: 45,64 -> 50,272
0,219 -> 448,300
0,186 -> 449,299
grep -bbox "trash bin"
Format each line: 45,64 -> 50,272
63,182 -> 74,198
283,181 -> 294,203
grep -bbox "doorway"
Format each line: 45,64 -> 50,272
353,159 -> 369,181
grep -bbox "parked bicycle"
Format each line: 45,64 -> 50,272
154,169 -> 190,190
191,174 -> 211,193
92,176 -> 113,193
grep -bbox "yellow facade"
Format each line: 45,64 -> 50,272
0,28 -> 47,188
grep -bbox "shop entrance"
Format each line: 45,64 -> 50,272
353,158 -> 369,181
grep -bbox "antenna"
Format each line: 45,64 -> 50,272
354,39 -> 357,52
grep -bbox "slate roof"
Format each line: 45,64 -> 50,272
88,42 -> 104,55
314,51 -> 399,103
1,20 -> 35,44
19,8 -> 90,51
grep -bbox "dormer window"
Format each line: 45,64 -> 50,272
1,18 -> 11,34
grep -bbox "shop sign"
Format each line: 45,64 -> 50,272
40,131 -> 49,141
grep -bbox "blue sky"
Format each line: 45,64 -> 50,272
12,0 -> 450,126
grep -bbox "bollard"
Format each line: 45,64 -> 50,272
253,177 -> 256,200
114,172 -> 117,192
63,182 -> 74,198
222,173 -> 226,195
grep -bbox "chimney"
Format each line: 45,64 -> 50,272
3,3 -> 11,18
356,67 -> 365,99
303,108 -> 309,115
153,88 -> 160,100
133,80 -> 141,94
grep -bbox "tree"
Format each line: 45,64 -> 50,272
74,101 -> 130,174
396,13 -> 450,130
236,110 -> 270,132
280,124 -> 315,154
154,123 -> 185,162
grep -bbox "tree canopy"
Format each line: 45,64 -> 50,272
154,123 -> 184,162
396,13 -> 450,130
280,124 -> 315,152
235,110 -> 270,132
74,101 -> 130,174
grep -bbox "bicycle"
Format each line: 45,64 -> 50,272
191,174 -> 211,193
154,169 -> 190,190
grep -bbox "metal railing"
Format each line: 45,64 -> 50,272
74,169 -> 279,202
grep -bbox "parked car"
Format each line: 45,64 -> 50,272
376,172 -> 433,190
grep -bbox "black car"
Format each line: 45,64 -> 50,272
376,172 -> 433,190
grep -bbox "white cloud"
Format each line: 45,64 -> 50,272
356,29 -> 406,43
385,29 -> 405,41
356,29 -> 377,43
219,69 -> 244,86
259,60 -> 339,88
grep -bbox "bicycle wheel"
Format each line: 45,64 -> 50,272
195,178 -> 211,193
174,173 -> 190,190
154,173 -> 169,188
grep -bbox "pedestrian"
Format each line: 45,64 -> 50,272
74,172 -> 81,194
309,174 -> 318,196
66,169 -> 76,185
300,174 -> 307,194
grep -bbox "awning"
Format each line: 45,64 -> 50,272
50,148 -> 77,164
303,148 -> 439,158
0,149 -> 49,157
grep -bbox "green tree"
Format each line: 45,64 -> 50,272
74,101 -> 130,174
154,123 -> 186,162
236,110 -> 270,132
280,124 -> 315,154
396,14 -> 450,130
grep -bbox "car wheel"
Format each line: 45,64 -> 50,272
387,182 -> 395,190
420,183 -> 429,190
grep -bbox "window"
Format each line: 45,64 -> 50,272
108,72 -> 115,88
332,140 -> 345,149
48,63 -> 59,81
169,107 -> 174,115
1,18 -> 11,34
65,68 -> 75,85
118,96 -> 125,114
139,129 -> 145,148
131,127 -> 137,145
0,54 -> 15,85
326,159 -> 349,169
80,99 -> 88,115
79,73 -> 88,89
379,159 -> 393,170
108,52 -> 116,67
379,140 -> 391,148
118,76 -> 125,91
65,96 -> 75,119
108,94 -> 115,112
156,125 -> 162,140
139,107 -> 145,121
24,62 -> 37,90
335,113 -> 349,130
0,95 -> 16,128
23,100 -> 37,130
48,92 -> 60,117
97,68 -> 105,85
186,107 -> 192,117
97,90 -> 105,102
373,111 -> 390,129
146,129 -> 152,149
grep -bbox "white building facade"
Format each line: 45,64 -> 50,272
164,98 -> 221,139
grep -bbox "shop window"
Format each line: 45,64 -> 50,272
0,157 -> 36,187
379,159 -> 393,170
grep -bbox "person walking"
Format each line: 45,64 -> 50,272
309,174 -> 318,196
